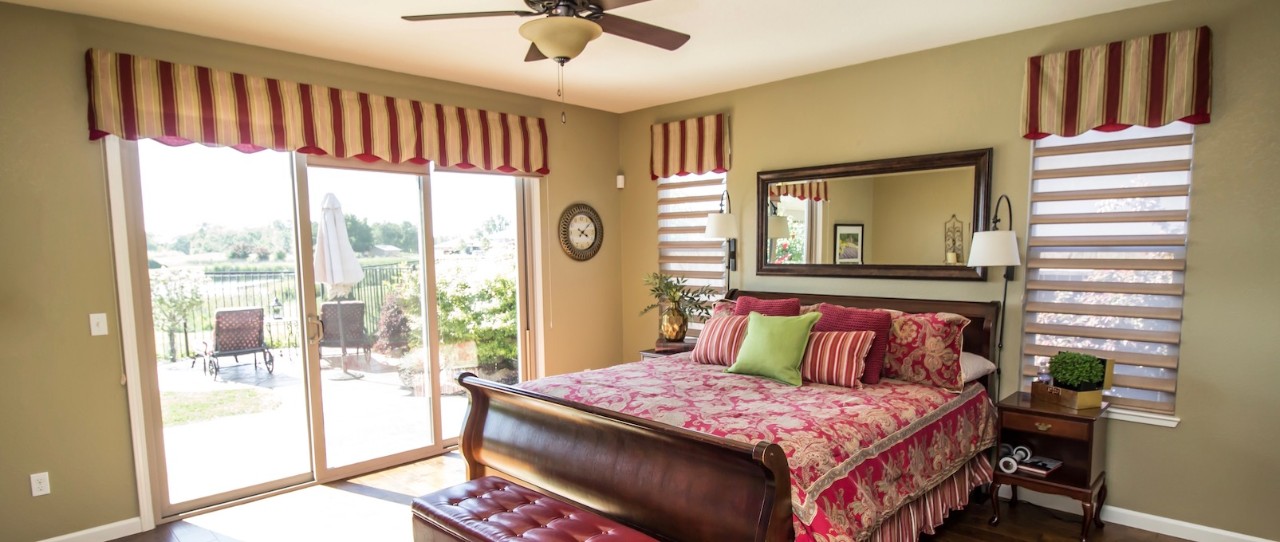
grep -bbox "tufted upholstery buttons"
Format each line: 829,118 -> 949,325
412,476 -> 656,542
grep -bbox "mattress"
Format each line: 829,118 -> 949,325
521,352 -> 997,542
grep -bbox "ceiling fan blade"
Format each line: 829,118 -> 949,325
401,11 -> 535,22
596,13 -> 690,51
594,0 -> 652,10
524,43 -> 548,62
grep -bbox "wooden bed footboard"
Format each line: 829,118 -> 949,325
458,373 -> 793,542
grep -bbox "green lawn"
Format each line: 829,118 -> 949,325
162,389 -> 282,425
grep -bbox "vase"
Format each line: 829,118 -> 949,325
658,305 -> 688,342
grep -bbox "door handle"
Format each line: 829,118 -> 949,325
306,315 -> 323,345
1034,422 -> 1053,432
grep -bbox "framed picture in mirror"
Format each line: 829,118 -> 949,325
834,224 -> 864,265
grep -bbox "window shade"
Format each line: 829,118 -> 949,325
1023,123 -> 1193,414
657,174 -> 728,336
85,49 -> 550,175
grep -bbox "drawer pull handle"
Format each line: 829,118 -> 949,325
1034,422 -> 1053,431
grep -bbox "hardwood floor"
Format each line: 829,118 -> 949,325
113,452 -> 1184,541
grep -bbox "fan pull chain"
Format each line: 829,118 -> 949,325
558,63 -> 566,124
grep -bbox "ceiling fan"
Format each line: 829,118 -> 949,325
402,0 -> 690,64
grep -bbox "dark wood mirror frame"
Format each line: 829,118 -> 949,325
756,148 -> 992,281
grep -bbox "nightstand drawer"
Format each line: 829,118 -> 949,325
1003,411 -> 1089,440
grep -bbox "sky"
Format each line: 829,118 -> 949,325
138,139 -> 517,241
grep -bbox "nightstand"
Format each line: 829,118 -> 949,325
989,392 -> 1108,542
639,341 -> 695,360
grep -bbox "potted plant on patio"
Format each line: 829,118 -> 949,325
639,272 -> 714,348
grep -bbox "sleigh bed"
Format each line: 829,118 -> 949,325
455,290 -> 1000,542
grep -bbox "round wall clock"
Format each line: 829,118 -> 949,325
558,203 -> 603,261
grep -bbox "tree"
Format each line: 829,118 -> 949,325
435,274 -> 518,368
344,214 -> 374,253
150,268 -> 207,362
373,290 -> 411,357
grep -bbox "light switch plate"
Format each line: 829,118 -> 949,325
90,313 -> 109,336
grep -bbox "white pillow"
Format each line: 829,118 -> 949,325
961,352 -> 997,383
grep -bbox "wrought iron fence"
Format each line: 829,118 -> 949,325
159,263 -> 419,359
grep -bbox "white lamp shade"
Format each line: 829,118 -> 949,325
519,17 -> 602,62
767,215 -> 790,239
704,212 -> 739,239
967,230 -> 1021,267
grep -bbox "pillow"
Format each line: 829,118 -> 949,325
726,312 -> 821,385
732,295 -> 802,317
800,303 -> 820,315
690,315 -> 749,366
800,331 -> 877,388
883,311 -> 971,391
709,299 -> 737,320
813,303 -> 893,384
961,352 -> 997,383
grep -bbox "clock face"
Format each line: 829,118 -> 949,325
558,203 -> 602,261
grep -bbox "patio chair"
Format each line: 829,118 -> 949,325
320,301 -> 373,369
199,307 -> 274,379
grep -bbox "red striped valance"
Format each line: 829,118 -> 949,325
1023,26 -> 1211,140
85,49 -> 550,174
650,113 -> 731,180
768,180 -> 829,202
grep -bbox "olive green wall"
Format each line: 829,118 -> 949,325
868,169 -> 972,265
619,0 -> 1279,538
0,3 -> 620,541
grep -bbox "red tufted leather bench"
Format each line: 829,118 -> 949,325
412,476 -> 657,542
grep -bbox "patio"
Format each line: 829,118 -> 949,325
158,347 -> 469,504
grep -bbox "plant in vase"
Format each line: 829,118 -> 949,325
639,272 -> 714,344
1048,351 -> 1107,391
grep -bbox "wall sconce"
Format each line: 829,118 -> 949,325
767,212 -> 790,240
704,191 -> 739,272
967,194 -> 1021,389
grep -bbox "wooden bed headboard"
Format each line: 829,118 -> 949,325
726,289 -> 1001,364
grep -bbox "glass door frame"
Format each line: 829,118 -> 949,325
107,139 -> 539,526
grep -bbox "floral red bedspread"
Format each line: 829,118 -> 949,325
521,353 -> 996,542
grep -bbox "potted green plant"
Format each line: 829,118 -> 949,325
1033,351 -> 1114,410
639,272 -> 714,345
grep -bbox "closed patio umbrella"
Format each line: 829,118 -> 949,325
314,193 -> 365,378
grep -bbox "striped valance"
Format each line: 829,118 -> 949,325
85,49 -> 550,174
650,113 -> 731,180
1022,26 -> 1211,140
769,181 -> 829,202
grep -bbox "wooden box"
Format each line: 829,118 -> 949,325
1031,359 -> 1115,410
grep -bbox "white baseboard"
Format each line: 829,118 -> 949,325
39,518 -> 141,542
997,486 -> 1272,542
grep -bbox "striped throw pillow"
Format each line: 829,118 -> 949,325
690,315 -> 749,366
800,331 -> 877,388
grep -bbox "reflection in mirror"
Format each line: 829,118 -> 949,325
757,149 -> 991,280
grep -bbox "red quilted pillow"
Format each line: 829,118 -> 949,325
690,315 -> 749,366
800,331 -> 876,388
813,303 -> 893,384
882,311 -> 971,392
732,295 -> 801,317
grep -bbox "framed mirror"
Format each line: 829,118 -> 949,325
757,148 -> 992,280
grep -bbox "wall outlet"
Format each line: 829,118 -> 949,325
89,313 -> 108,336
30,472 -> 50,496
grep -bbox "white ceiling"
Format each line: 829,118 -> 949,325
17,0 -> 1168,113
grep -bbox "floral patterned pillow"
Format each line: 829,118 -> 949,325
690,315 -> 749,366
881,311 -> 970,391
709,299 -> 737,320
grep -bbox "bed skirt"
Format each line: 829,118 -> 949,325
869,454 -> 993,542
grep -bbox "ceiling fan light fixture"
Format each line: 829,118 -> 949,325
519,16 -> 602,64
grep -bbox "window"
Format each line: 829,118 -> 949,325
1023,123 -> 1193,415
656,173 -> 728,336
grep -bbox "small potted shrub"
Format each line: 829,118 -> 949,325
639,272 -> 714,348
1032,351 -> 1114,410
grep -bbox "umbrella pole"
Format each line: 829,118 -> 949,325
335,299 -> 362,379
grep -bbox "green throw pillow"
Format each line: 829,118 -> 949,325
726,311 -> 821,386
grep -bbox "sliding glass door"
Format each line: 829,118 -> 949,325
135,140 -> 313,513
125,141 -> 535,518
